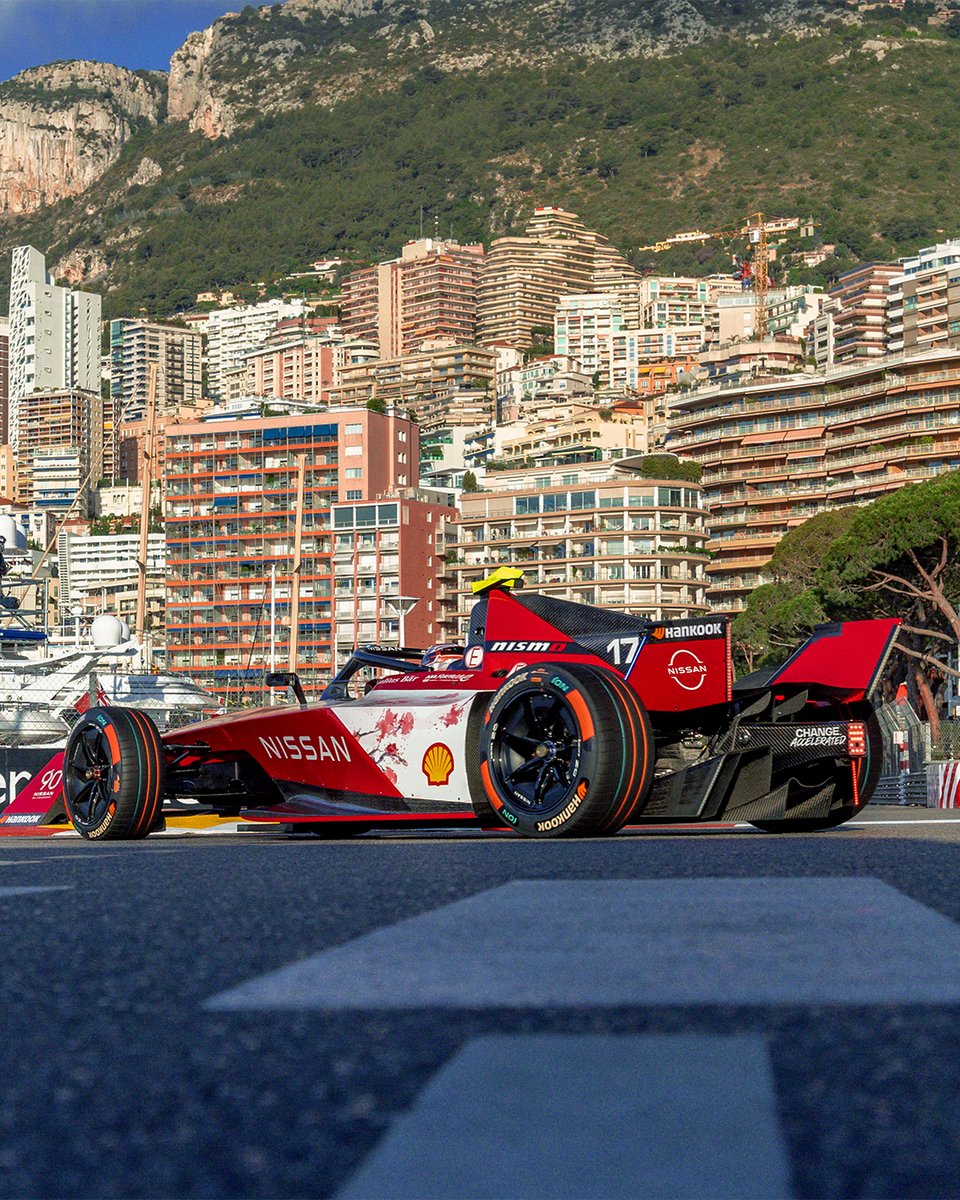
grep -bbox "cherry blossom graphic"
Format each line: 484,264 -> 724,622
441,702 -> 469,728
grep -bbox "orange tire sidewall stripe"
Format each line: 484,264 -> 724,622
479,758 -> 503,812
104,723 -> 121,766
565,689 -> 595,742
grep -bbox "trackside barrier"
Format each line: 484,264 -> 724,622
925,761 -> 960,808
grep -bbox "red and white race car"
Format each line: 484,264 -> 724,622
57,568 -> 899,840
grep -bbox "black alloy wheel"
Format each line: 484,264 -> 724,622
64,707 -> 165,840
477,663 -> 653,838
488,689 -> 581,813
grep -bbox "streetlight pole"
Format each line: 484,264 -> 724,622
382,595 -> 420,652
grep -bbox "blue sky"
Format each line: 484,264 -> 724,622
0,0 -> 246,82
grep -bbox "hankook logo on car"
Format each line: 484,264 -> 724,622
259,734 -> 351,763
667,649 -> 707,691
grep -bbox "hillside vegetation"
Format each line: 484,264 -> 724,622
2,3 -> 959,315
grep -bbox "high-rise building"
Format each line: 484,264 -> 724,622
164,407 -> 419,702
666,345 -> 960,611
7,245 -> 101,450
330,341 -> 496,419
887,240 -> 960,356
109,318 -> 204,422
244,333 -> 339,404
16,388 -> 101,513
0,318 -> 8,444
341,238 -> 484,357
554,294 -> 705,390
204,298 -> 306,400
826,263 -> 900,365
58,530 -> 166,628
477,208 -> 638,349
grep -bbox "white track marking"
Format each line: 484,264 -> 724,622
205,877 -> 960,1010
334,1034 -> 792,1200
0,886 -> 71,897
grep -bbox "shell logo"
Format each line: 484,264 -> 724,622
422,742 -> 455,786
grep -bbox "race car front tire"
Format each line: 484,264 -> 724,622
477,663 -> 653,837
63,707 -> 166,840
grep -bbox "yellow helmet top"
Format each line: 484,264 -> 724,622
471,566 -> 526,595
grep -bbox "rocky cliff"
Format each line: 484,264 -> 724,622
0,62 -> 164,214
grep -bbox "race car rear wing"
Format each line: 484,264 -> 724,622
763,617 -> 900,701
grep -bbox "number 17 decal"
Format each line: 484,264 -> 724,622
606,636 -> 641,667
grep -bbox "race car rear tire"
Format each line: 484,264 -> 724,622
750,701 -> 882,833
477,663 -> 653,837
63,707 -> 165,840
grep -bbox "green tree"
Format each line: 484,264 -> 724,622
736,476 -> 960,730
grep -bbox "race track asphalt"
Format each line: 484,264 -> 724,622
1,808 -> 960,1199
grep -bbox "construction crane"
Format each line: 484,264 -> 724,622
638,212 -> 815,342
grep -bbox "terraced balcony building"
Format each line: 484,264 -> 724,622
446,460 -> 709,639
666,347 -> 960,611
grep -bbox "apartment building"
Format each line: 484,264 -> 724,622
887,240 -> 960,355
554,294 -> 706,389
0,318 -> 8,443
666,346 -> 960,611
477,208 -> 637,348
717,287 -> 823,345
698,338 -> 806,385
554,294 -> 627,377
204,298 -> 306,399
446,460 -> 709,639
58,530 -> 166,628
826,263 -> 900,365
330,341 -> 495,418
492,399 -> 650,469
164,408 -> 418,701
16,389 -> 101,512
7,245 -> 101,451
341,237 -> 484,356
244,332 -> 339,403
109,318 -> 204,422
332,489 -> 458,667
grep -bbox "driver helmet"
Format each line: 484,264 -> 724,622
422,643 -> 464,671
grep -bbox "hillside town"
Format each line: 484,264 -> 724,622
1,206 -> 957,703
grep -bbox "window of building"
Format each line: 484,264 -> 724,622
346,489 -> 363,500
345,445 -> 363,456
516,495 -> 541,515
346,468 -> 363,478
570,490 -> 596,510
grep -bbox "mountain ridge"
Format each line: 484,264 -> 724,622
0,0 -> 957,315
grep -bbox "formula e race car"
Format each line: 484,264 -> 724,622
58,568 -> 899,840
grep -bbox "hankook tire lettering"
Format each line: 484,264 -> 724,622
535,792 -> 583,832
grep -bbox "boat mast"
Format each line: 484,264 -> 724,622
135,363 -> 157,651
287,454 -> 306,674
